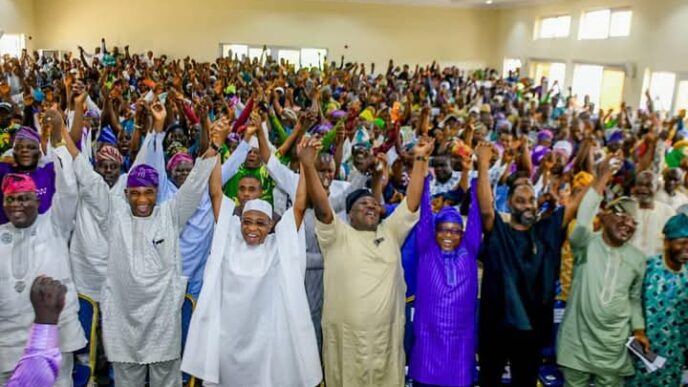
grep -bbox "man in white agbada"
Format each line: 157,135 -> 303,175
182,143 -> 322,387
630,170 -> 675,257
63,104 -> 220,387
0,148 -> 86,387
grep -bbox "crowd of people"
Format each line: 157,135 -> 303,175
1,39 -> 688,387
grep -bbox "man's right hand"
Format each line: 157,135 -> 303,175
31,276 -> 67,325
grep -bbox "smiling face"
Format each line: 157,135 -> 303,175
348,196 -> 381,232
315,154 -> 336,192
244,149 -> 261,169
508,184 -> 537,228
13,139 -> 41,170
601,210 -> 637,246
632,171 -> 655,208
3,191 -> 39,228
125,186 -> 158,217
435,221 -> 463,252
240,210 -> 272,246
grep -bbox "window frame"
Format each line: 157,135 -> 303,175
578,7 -> 632,40
535,14 -> 572,40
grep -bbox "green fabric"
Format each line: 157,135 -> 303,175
319,125 -> 338,152
665,148 -> 685,169
561,367 -> 624,387
626,254 -> 688,387
663,213 -> 688,240
222,165 -> 275,205
556,190 -> 646,376
269,113 -> 289,146
0,124 -> 20,155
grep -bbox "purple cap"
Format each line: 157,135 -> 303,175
126,164 -> 159,188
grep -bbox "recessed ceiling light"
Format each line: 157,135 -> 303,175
486,0 -> 494,4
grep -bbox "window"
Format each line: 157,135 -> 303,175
609,10 -> 632,37
536,15 -> 571,39
300,48 -> 327,69
277,49 -> 301,68
0,33 -> 25,57
579,8 -> 632,39
675,81 -> 688,115
571,64 -> 624,111
220,44 -> 327,69
222,44 -> 248,60
640,71 -> 677,112
503,58 -> 522,76
531,61 -> 566,89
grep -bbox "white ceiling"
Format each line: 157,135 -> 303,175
312,0 -> 562,8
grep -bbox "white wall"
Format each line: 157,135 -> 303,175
28,0 -> 496,69
494,0 -> 688,108
0,0 -> 36,50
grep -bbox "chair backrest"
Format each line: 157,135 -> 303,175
75,294 -> 99,385
181,294 -> 197,387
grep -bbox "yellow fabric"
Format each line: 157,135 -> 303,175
316,200 -> 419,387
559,221 -> 577,301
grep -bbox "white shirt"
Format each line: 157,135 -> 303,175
630,201 -> 675,258
0,149 -> 86,372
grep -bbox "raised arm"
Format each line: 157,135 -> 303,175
300,137 -> 334,224
415,175 -> 434,251
475,142 -> 496,233
405,136 -> 433,212
69,83 -> 88,146
293,164 -> 307,230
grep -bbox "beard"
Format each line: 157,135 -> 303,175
512,208 -> 538,227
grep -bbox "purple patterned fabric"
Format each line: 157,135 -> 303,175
7,324 -> 61,387
126,164 -> 159,188
410,176 -> 481,386
0,162 -> 56,225
14,127 -> 40,144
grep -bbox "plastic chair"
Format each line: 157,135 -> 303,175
73,294 -> 99,387
181,294 -> 197,387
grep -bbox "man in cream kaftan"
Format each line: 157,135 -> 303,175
181,197 -> 322,387
0,147 -> 86,387
71,150 -> 216,386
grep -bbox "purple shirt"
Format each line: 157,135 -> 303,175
0,161 -> 56,225
7,324 -> 61,387
409,177 -> 481,386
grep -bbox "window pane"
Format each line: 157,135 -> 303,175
0,34 -> 25,57
609,10 -> 632,37
248,47 -> 270,61
539,17 -> 557,38
278,49 -> 301,69
503,58 -> 522,76
649,72 -> 677,112
556,16 -> 571,38
675,81 -> 688,115
572,64 -> 604,109
600,69 -> 625,112
579,9 -> 611,40
549,62 -> 567,87
223,44 -> 248,59
300,48 -> 326,69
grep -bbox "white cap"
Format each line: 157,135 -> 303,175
242,199 -> 272,220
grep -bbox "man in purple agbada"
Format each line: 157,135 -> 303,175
410,176 -> 481,387
0,126 -> 56,225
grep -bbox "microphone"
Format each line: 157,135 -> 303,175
374,237 -> 385,246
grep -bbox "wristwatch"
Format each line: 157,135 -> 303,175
415,156 -> 428,162
210,142 -> 221,152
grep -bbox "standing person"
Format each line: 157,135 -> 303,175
655,168 -> 688,211
629,170 -> 674,258
557,157 -> 647,387
0,158 -> 86,387
7,276 -> 68,387
62,103 -> 218,387
409,174 -> 481,387
627,213 -> 688,387
181,139 -> 321,387
476,139 -> 584,387
307,135 -> 433,387
0,125 -> 56,225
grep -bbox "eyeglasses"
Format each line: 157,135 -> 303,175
436,227 -> 464,236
